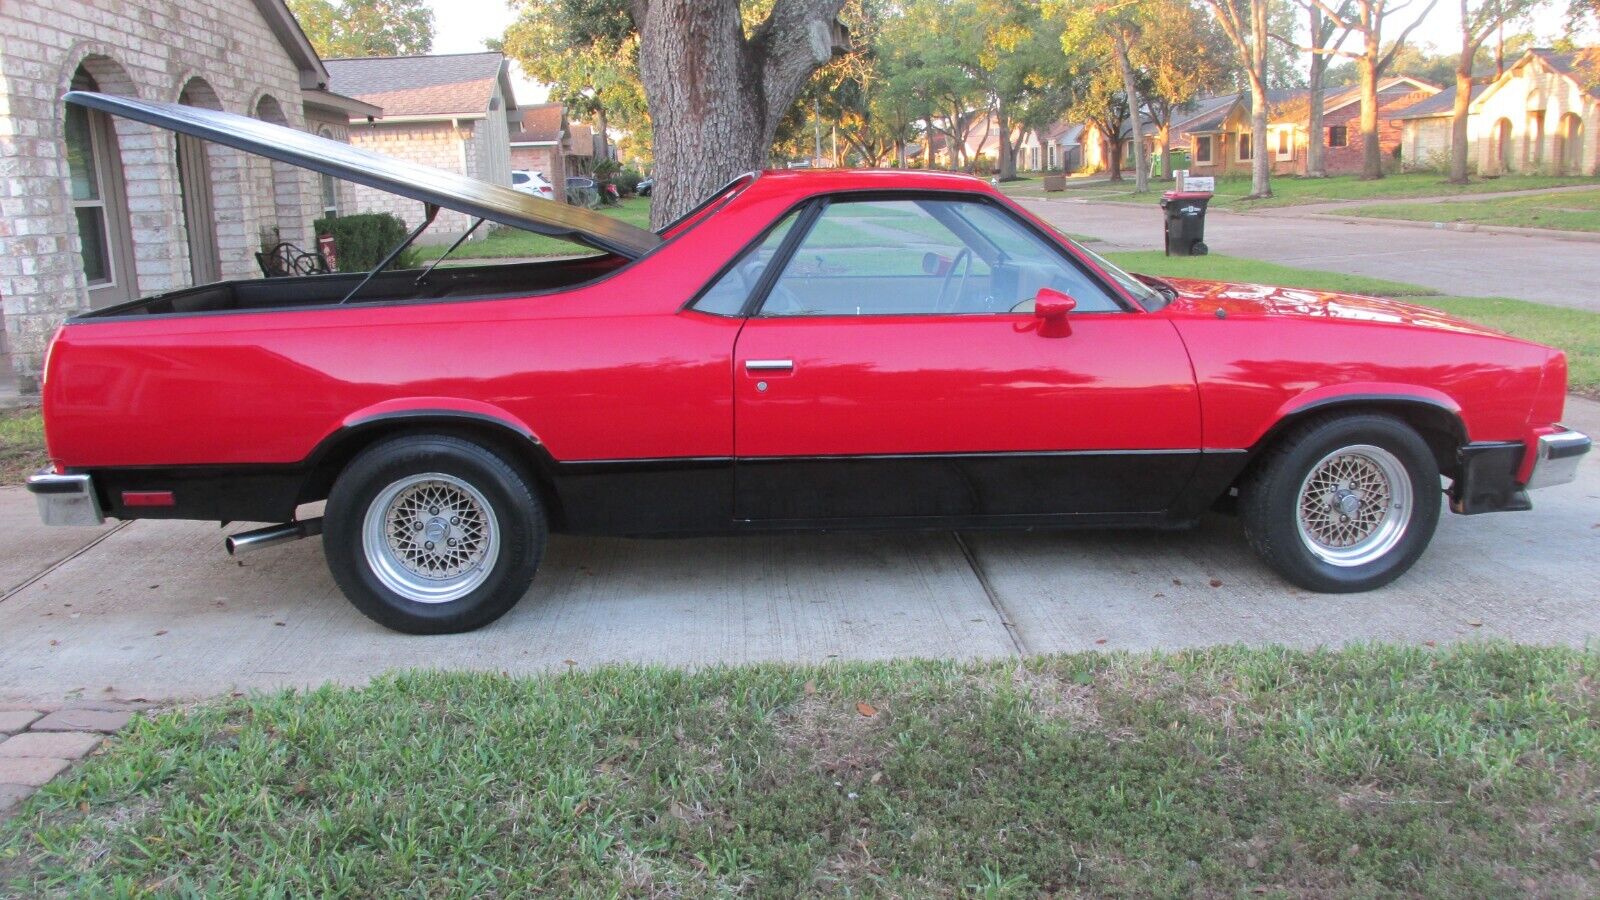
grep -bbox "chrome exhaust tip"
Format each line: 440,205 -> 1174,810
225,518 -> 323,556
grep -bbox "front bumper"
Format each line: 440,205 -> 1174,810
25,471 -> 105,526
1525,428 -> 1591,490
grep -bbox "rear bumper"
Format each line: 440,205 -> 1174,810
26,471 -> 105,526
1525,428 -> 1591,490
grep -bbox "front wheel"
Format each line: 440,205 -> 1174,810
1240,414 -> 1441,593
324,434 -> 546,634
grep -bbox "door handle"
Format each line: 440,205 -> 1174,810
744,359 -> 794,372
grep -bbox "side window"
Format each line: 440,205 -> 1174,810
691,210 -> 801,316
759,198 -> 1122,317
943,203 -> 1123,312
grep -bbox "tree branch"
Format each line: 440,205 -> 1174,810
1378,0 -> 1440,71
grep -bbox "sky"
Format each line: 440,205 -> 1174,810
427,0 -> 1598,110
426,0 -> 548,104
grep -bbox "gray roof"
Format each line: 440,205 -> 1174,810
325,52 -> 511,118
1391,83 -> 1488,120
66,92 -> 659,259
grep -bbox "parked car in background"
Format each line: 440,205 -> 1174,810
636,177 -> 653,197
565,176 -> 599,209
510,169 -> 554,200
30,93 -> 1592,635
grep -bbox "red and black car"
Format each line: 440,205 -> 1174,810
29,92 -> 1590,633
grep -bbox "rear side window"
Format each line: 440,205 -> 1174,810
690,210 -> 801,317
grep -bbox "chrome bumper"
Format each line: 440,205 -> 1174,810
1526,428 -> 1591,490
25,471 -> 105,526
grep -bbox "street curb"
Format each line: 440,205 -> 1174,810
1306,213 -> 1600,244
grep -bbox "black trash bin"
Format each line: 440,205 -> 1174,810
1159,190 -> 1212,256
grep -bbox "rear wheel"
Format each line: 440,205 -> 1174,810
324,434 -> 545,633
1240,414 -> 1440,592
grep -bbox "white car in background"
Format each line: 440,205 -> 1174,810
511,169 -> 555,200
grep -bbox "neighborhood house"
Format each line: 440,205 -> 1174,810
324,52 -> 519,241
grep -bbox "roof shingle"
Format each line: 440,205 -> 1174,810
324,52 -> 507,118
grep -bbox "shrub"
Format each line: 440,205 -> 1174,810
313,212 -> 419,272
610,167 -> 643,197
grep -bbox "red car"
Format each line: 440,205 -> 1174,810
29,93 -> 1591,633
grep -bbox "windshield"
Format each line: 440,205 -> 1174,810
1064,239 -> 1171,310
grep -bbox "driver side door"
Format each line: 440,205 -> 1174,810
726,196 -> 1202,524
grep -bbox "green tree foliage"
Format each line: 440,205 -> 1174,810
288,0 -> 434,58
501,0 -> 651,161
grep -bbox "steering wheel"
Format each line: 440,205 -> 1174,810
936,248 -> 973,313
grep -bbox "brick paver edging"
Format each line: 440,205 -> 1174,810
0,706 -> 139,820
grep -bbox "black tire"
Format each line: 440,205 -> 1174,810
323,434 -> 546,634
1240,413 -> 1441,593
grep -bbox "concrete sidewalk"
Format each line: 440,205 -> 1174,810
1016,196 -> 1600,312
2,397 -> 1595,704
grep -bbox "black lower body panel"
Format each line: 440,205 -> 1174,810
1450,441 -> 1531,514
79,448 -> 1252,535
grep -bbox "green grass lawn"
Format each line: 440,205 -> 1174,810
1107,251 -> 1600,397
4,644 -> 1599,896
0,407 -> 45,484
416,198 -> 654,261
1021,173 -> 1600,211
1344,188 -> 1600,233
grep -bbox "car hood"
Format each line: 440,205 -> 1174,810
1147,276 -> 1509,339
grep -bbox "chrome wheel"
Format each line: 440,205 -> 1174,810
361,473 -> 499,604
1294,444 -> 1413,568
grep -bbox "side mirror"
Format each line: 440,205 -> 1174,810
1033,287 -> 1076,336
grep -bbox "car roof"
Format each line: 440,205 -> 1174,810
747,168 -> 997,198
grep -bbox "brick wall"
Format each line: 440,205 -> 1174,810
1317,85 -> 1432,175
344,108 -> 513,242
0,0 -> 320,389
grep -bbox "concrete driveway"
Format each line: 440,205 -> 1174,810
2,397 -> 1595,705
1017,196 -> 1600,312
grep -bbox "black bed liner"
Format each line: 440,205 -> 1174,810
76,256 -> 627,320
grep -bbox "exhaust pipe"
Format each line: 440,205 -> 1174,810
225,518 -> 323,556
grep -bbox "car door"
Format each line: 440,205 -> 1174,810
726,195 -> 1202,524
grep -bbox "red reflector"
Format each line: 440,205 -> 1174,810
122,491 -> 176,507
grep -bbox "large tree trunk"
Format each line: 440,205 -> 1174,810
1357,53 -> 1382,179
1156,122 -> 1171,178
1306,9 -> 1328,178
1106,128 -> 1124,181
1248,0 -> 1271,197
634,0 -> 848,227
996,104 -> 1015,180
596,105 -> 611,161
1112,31 -> 1149,193
1448,41 -> 1475,184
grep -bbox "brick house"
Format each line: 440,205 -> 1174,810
0,0 -> 377,393
1394,49 -> 1598,176
509,102 -> 571,202
1171,79 -> 1439,178
325,52 -> 518,241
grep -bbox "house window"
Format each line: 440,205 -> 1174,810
1047,143 -> 1057,169
1328,125 -> 1348,148
65,100 -> 113,284
1237,132 -> 1253,161
1276,129 -> 1291,160
1193,135 -> 1213,164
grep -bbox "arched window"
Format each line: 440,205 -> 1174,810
317,127 -> 339,217
1491,118 -> 1513,174
64,63 -> 137,307
1556,113 -> 1584,176
176,78 -> 223,284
